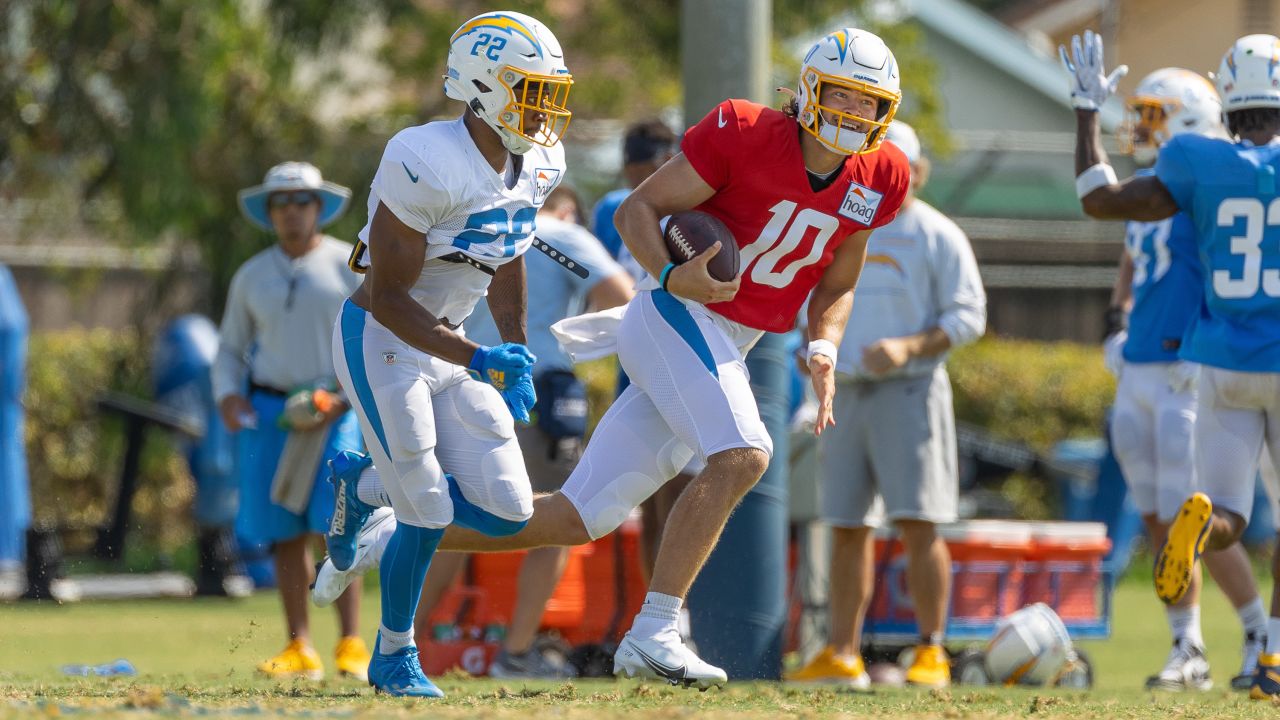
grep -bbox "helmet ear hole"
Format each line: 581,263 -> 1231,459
472,79 -> 493,94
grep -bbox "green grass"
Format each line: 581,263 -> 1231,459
1,573 -> 1277,718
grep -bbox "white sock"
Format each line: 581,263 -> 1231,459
630,592 -> 682,640
1266,618 -> 1280,655
378,623 -> 414,655
1238,597 -> 1268,639
358,467 -> 391,508
1167,604 -> 1203,647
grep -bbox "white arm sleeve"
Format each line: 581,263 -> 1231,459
211,268 -> 253,402
370,138 -> 451,234
932,222 -> 987,348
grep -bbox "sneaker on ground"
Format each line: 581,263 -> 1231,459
256,639 -> 324,681
1144,638 -> 1212,691
905,644 -> 951,688
368,636 -> 444,698
783,646 -> 870,690
1232,631 -> 1266,691
489,647 -> 578,679
613,629 -> 727,690
334,635 -> 372,682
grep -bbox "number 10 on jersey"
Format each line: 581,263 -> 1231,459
739,201 -> 842,288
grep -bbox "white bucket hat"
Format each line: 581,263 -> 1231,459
238,161 -> 351,232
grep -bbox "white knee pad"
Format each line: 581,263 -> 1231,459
447,385 -> 532,522
1156,406 -> 1195,469
389,452 -> 453,529
1109,408 -> 1143,464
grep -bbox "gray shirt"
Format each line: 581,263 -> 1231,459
837,199 -> 986,381
212,236 -> 360,401
466,217 -> 624,374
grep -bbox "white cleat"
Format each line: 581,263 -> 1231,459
1144,637 -> 1213,692
312,507 -> 396,607
613,630 -> 728,690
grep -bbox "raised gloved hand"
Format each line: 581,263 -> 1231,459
502,373 -> 537,424
1058,29 -> 1128,112
467,343 -> 536,392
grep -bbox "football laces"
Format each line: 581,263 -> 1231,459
669,226 -> 694,259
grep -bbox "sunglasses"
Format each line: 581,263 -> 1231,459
268,191 -> 319,209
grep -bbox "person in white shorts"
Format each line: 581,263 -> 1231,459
1101,68 -> 1267,692
785,122 -> 985,689
324,11 -> 573,697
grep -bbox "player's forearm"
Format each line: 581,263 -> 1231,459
900,327 -> 952,360
1074,109 -> 1108,176
806,286 -> 854,345
615,193 -> 672,279
370,287 -> 478,367
487,257 -> 528,345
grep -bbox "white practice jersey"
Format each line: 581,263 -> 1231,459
359,115 -> 566,326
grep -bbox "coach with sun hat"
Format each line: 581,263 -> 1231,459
213,161 -> 370,681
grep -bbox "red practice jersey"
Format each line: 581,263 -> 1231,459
681,99 -> 910,332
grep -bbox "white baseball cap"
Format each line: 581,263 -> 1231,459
885,120 -> 921,164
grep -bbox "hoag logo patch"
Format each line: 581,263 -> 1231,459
533,168 -> 561,206
839,181 -> 884,226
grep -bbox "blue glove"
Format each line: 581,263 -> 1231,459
467,343 -> 536,392
501,373 -> 537,424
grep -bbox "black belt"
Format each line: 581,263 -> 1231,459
440,251 -> 496,276
249,381 -> 289,397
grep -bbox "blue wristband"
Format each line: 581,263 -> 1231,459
658,262 -> 676,291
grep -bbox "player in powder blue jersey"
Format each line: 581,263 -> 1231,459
1062,30 -> 1280,699
1104,68 -> 1267,692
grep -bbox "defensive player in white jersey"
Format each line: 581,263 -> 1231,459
322,28 -> 911,689
1061,31 -> 1280,699
327,11 -> 571,697
1104,67 -> 1268,692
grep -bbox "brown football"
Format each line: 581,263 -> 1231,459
663,210 -> 740,282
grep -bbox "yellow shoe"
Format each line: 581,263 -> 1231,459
334,635 -> 372,681
1155,493 -> 1213,605
905,644 -> 951,688
256,639 -> 323,681
784,647 -> 870,689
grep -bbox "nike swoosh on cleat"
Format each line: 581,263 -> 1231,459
629,645 -> 688,681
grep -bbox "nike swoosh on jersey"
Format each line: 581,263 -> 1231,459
717,107 -> 728,128
629,645 -> 688,680
402,161 -> 419,183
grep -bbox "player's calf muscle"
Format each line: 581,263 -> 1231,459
438,492 -> 591,551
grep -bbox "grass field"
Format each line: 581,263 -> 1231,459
2,571 -> 1278,718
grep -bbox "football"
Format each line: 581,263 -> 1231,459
663,210 -> 740,282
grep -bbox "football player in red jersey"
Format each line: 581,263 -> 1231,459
314,27 -> 909,686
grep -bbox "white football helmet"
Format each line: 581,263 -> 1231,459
444,11 -> 573,155
1120,68 -> 1223,164
1216,34 -> 1280,113
985,603 -> 1076,686
796,28 -> 901,155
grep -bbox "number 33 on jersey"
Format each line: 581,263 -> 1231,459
682,99 -> 910,332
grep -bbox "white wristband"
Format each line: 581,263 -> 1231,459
1075,162 -> 1118,199
807,339 -> 838,366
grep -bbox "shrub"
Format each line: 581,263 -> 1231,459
24,329 -> 192,566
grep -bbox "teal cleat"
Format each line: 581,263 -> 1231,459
326,450 -> 375,572
368,636 -> 444,698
